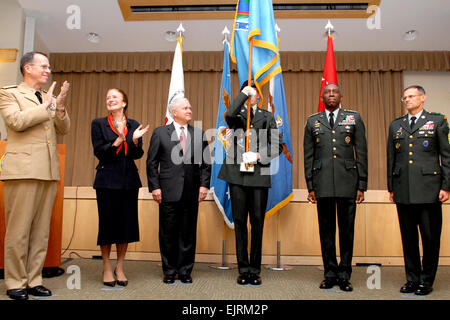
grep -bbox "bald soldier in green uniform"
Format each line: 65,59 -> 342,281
304,83 -> 368,292
387,85 -> 450,296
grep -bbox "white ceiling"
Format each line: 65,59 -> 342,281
18,0 -> 450,52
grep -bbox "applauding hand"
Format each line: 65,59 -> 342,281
133,124 -> 150,145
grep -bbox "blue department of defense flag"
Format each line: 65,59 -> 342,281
210,40 -> 234,228
266,72 -> 293,217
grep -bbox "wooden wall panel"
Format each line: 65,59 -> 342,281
60,189 -> 450,266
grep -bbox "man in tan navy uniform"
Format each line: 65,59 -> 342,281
304,83 -> 368,292
0,52 -> 70,300
387,85 -> 450,296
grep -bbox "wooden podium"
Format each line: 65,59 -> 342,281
0,141 -> 66,273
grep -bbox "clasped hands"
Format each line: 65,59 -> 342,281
43,81 -> 70,115
113,122 -> 150,147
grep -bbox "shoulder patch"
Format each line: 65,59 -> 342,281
1,85 -> 17,89
431,112 -> 446,120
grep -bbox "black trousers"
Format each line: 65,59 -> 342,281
396,203 -> 442,286
229,184 -> 268,275
159,188 -> 199,277
316,197 -> 356,280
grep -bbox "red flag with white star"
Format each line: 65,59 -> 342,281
318,35 -> 338,112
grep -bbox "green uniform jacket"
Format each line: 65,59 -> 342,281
218,92 -> 283,187
387,109 -> 450,204
304,108 -> 368,198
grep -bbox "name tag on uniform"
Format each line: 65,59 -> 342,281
339,115 -> 356,126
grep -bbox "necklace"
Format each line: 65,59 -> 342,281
113,115 -> 125,128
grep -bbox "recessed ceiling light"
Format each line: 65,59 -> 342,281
87,32 -> 100,43
404,30 -> 418,41
164,31 -> 177,42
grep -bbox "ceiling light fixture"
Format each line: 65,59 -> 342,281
87,32 -> 101,43
403,30 -> 417,41
164,31 -> 177,42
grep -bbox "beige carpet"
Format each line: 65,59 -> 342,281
0,258 -> 448,301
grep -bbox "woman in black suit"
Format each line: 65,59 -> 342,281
91,88 -> 149,286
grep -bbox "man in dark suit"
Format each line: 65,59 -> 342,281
303,83 -> 368,292
147,97 -> 211,284
218,81 -> 283,286
387,85 -> 450,295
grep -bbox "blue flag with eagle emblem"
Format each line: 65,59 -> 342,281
265,72 -> 293,217
210,40 -> 234,228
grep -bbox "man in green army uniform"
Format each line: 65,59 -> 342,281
303,83 -> 368,292
387,85 -> 450,296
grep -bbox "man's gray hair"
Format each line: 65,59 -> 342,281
168,97 -> 189,116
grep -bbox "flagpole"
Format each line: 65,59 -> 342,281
209,26 -> 236,271
245,37 -> 254,153
266,24 -> 292,271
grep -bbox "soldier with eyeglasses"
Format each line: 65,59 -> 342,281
387,85 -> 450,295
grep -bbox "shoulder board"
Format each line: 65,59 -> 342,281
394,115 -> 404,121
431,112 -> 444,116
1,85 -> 17,89
308,112 -> 321,118
343,109 -> 358,113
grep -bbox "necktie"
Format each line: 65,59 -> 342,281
410,116 -> 416,130
329,112 -> 335,128
180,126 -> 186,154
250,107 -> 254,122
35,91 -> 43,103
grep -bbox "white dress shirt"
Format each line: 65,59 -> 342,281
173,121 -> 189,141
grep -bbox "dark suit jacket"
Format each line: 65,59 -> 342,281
91,117 -> 144,190
218,92 -> 283,187
387,109 -> 450,204
304,108 -> 368,198
146,123 -> 211,203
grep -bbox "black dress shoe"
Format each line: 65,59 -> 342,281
237,273 -> 249,285
27,285 -> 52,297
179,275 -> 193,284
338,279 -> 353,292
415,283 -> 433,296
42,267 -> 65,278
400,281 -> 419,293
114,269 -> 128,287
319,278 -> 337,289
6,289 -> 28,300
103,280 -> 116,287
163,275 -> 176,284
248,273 -> 262,286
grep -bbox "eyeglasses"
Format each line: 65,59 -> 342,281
401,94 -> 422,103
29,64 -> 51,72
